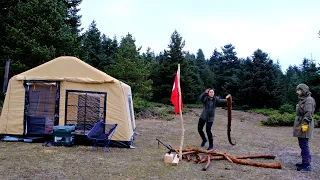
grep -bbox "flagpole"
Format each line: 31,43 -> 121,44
178,64 -> 184,161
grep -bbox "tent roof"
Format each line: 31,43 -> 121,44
17,56 -> 117,83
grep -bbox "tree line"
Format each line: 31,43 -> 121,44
1,0 -> 319,112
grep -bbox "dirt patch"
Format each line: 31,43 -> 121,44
0,108 -> 319,180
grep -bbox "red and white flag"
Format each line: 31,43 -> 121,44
171,68 -> 183,114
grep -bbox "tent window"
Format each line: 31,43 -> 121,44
65,90 -> 107,135
128,95 -> 135,131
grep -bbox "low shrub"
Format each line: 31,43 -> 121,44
278,103 -> 295,114
135,102 -> 175,121
133,97 -> 152,113
261,113 -> 295,126
184,104 -> 203,109
251,108 -> 280,116
262,112 -> 320,128
314,114 -> 320,128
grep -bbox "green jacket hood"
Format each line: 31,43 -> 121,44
296,83 -> 311,97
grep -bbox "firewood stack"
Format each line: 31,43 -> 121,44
164,146 -> 282,170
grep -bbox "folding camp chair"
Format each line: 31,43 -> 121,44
87,121 -> 118,152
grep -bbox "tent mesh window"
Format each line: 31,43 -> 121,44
65,90 -> 107,135
128,95 -> 135,131
24,82 -> 59,135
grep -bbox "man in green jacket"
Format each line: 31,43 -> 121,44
198,88 -> 229,150
293,83 -> 316,171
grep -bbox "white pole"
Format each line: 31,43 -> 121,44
177,64 -> 184,160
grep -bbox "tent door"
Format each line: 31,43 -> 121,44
23,81 -> 60,135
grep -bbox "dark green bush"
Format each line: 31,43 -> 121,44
279,103 -> 295,114
314,114 -> 320,128
251,108 -> 280,116
133,97 -> 152,113
261,113 -> 295,126
184,104 -> 203,109
134,101 -> 175,121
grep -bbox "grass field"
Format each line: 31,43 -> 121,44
0,108 -> 319,180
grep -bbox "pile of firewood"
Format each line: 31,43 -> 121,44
175,147 -> 282,170
157,139 -> 282,171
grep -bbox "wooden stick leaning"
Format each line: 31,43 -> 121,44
177,64 -> 184,161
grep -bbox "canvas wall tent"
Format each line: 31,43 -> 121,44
0,56 -> 136,147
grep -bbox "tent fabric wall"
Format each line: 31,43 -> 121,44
121,83 -> 136,137
0,56 -> 135,143
0,79 -> 25,134
60,81 -> 131,141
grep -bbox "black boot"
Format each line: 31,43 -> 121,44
297,163 -> 311,171
207,139 -> 214,150
201,139 -> 207,147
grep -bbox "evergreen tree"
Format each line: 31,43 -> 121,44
184,51 -> 203,102
152,30 -> 185,103
208,48 -> 222,71
64,0 -> 83,35
299,58 -> 320,111
101,35 -> 118,70
81,21 -> 105,70
242,49 -> 281,108
235,57 -> 254,107
209,44 -> 240,98
282,65 -> 302,105
220,44 -> 240,95
141,47 -> 156,67
0,0 -> 81,78
152,30 -> 203,104
108,33 -> 152,100
195,49 -> 214,89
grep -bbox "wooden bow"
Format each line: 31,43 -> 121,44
227,95 -> 236,145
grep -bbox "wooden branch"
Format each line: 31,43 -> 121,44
227,95 -> 236,145
172,148 -> 216,154
235,154 -> 276,160
227,155 -> 282,169
181,149 -> 281,169
195,153 -> 202,164
173,148 -> 276,160
181,151 -> 196,156
163,143 -> 282,169
202,155 -> 211,171
185,154 -> 192,162
213,152 -> 233,163
210,156 -> 226,160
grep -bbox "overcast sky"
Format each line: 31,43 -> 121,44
79,0 -> 320,72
